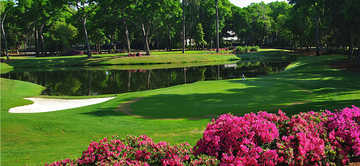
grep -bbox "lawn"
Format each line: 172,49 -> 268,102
1,53 -> 360,165
0,50 -> 239,70
0,62 -> 13,74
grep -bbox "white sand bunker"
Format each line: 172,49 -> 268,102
9,97 -> 115,113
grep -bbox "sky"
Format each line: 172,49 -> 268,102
229,0 -> 287,8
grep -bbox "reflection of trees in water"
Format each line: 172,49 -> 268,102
184,68 -> 187,84
87,71 -> 91,95
200,67 -> 207,81
1,61 -> 291,96
217,65 -> 220,80
54,76 -> 81,95
128,71 -> 131,91
147,70 -> 151,89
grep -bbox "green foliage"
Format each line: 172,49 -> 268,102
2,0 -> 360,56
234,46 -> 260,54
46,21 -> 78,52
250,46 -> 260,52
194,23 -> 207,49
229,1 -> 292,47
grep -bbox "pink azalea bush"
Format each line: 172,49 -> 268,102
325,106 -> 360,164
193,111 -> 285,166
209,48 -> 229,52
46,135 -> 218,166
194,106 -> 360,166
128,53 -> 148,57
47,106 -> 360,166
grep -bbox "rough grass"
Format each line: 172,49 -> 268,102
1,53 -> 360,165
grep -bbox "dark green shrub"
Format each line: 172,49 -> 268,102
234,46 -> 260,54
250,46 -> 260,52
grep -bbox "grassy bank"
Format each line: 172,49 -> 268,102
0,62 -> 13,74
1,54 -> 360,165
0,49 -> 289,73
0,50 -> 238,70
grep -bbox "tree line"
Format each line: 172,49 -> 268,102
0,0 -> 359,59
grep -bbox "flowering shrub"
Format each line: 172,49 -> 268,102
47,106 -> 360,166
193,111 -> 285,166
209,48 -> 229,52
276,111 -> 328,165
325,106 -> 360,164
194,106 -> 360,166
128,53 -> 148,57
128,69 -> 147,73
46,135 -> 218,166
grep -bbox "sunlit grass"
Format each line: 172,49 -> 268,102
0,62 -> 13,74
0,50 -> 240,71
1,53 -> 359,165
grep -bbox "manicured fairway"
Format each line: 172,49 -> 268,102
1,54 -> 360,165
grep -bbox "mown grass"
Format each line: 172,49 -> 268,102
0,62 -> 13,74
0,50 -> 238,70
1,53 -> 360,165
0,49 -> 289,73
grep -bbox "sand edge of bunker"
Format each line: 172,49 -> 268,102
9,97 -> 115,113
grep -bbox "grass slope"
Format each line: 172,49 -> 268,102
0,50 -> 238,70
0,62 -> 13,74
1,54 -> 360,165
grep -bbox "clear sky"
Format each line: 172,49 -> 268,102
229,0 -> 287,7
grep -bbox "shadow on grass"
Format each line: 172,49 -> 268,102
234,51 -> 296,60
74,54 -> 360,120
81,89 -> 359,120
6,55 -> 124,71
83,56 -> 359,120
82,108 -> 125,117
283,99 -> 360,114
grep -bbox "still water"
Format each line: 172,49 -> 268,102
1,61 -> 291,96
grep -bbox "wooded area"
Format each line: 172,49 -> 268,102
0,0 -> 359,59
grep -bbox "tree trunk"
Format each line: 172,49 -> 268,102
141,23 -> 150,55
315,14 -> 320,56
216,0 -> 219,53
182,0 -> 186,54
350,44 -> 354,57
356,48 -> 360,64
25,34 -> 29,51
167,28 -> 172,51
1,11 -> 9,60
124,20 -> 131,53
156,38 -> 159,49
82,17 -> 91,58
97,43 -> 100,54
108,34 -> 113,53
39,24 -> 45,56
35,26 -> 40,56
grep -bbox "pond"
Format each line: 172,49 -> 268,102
1,60 -> 292,96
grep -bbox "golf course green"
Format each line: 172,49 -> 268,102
1,51 -> 359,165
